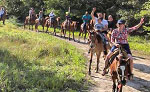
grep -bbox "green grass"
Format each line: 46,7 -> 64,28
128,36 -> 150,54
0,21 -> 88,92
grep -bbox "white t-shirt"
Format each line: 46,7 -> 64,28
95,17 -> 108,27
94,23 -> 104,31
0,10 -> 4,15
49,12 -> 55,18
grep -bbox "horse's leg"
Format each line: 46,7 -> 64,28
96,51 -> 101,73
112,79 -> 116,92
24,23 -> 25,29
3,20 -> 5,25
84,31 -> 87,43
29,24 -> 30,30
43,25 -> 44,32
89,51 -> 94,75
54,27 -> 56,36
73,30 -> 75,41
32,24 -> 33,31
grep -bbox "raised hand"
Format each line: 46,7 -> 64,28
140,17 -> 144,24
93,7 -> 96,12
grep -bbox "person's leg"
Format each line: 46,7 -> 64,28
83,22 -> 86,31
128,54 -> 133,74
102,46 -> 117,76
123,44 -> 133,78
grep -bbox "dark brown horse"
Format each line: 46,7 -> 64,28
109,46 -> 131,92
24,14 -> 37,30
45,17 -> 60,35
88,31 -> 110,75
61,21 -> 78,41
0,8 -> 7,25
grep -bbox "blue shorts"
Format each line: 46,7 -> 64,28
110,44 -> 132,55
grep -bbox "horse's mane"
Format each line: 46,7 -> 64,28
96,34 -> 102,43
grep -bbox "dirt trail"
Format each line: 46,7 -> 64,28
52,34 -> 150,92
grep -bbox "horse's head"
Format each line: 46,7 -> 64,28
116,55 -> 130,85
89,30 -> 96,48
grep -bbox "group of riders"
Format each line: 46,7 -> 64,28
81,7 -> 144,78
25,7 -> 145,79
28,7 -> 71,28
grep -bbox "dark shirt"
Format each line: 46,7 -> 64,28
108,20 -> 116,29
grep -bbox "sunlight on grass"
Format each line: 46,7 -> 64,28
0,21 -> 88,92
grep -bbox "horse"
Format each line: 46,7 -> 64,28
78,20 -> 94,42
45,17 -> 60,35
88,30 -> 110,75
24,14 -> 37,30
0,8 -> 7,25
61,20 -> 78,41
109,45 -> 131,92
35,17 -> 48,32
78,23 -> 90,42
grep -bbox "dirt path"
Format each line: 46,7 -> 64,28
53,34 -> 150,92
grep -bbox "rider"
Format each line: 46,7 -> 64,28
49,10 -> 55,22
82,11 -> 92,31
102,18 -> 144,77
38,10 -> 43,21
64,12 -> 71,29
29,8 -> 34,19
0,7 -> 5,19
91,7 -> 109,55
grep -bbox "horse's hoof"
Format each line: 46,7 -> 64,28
88,71 -> 91,75
96,70 -> 99,73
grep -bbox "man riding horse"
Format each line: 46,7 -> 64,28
0,7 -> 5,19
82,11 -> 92,32
0,6 -> 6,25
49,10 -> 55,27
90,7 -> 109,56
64,12 -> 71,29
29,8 -> 35,21
102,18 -> 144,78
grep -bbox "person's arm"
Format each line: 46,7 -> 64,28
82,15 -> 84,20
103,13 -> 106,19
111,30 -> 119,46
91,7 -> 96,22
128,18 -> 144,33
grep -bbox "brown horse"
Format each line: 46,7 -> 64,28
45,17 -> 60,35
78,20 -> 94,42
88,31 -> 110,75
109,45 -> 131,92
78,23 -> 90,42
61,21 -> 78,41
24,14 -> 37,30
0,8 -> 7,25
35,17 -> 48,32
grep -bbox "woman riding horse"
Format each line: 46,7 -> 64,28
102,18 -> 144,77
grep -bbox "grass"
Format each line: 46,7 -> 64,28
128,35 -> 150,55
0,21 -> 88,92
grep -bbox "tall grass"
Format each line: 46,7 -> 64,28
0,21 -> 88,92
128,36 -> 150,54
